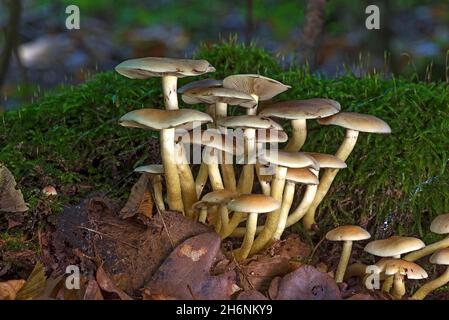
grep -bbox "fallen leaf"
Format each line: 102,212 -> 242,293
237,290 -> 269,300
145,232 -> 237,300
96,265 -> 132,300
0,164 -> 28,213
119,174 -> 153,219
16,262 -> 46,300
83,279 -> 104,300
0,279 -> 26,300
347,293 -> 375,300
269,265 -> 341,300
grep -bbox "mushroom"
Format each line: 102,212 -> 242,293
227,194 -> 280,261
375,259 -> 428,299
42,186 -> 57,197
115,57 -> 215,110
174,142 -> 198,218
412,248 -> 449,300
201,189 -> 239,232
119,108 -> 212,213
192,201 -> 211,224
248,151 -> 319,255
272,167 -> 319,240
259,98 -> 341,151
364,236 -> 425,292
134,164 -> 165,211
304,112 -> 391,230
216,116 -> 285,239
222,74 -> 290,115
182,87 -> 257,191
404,213 -> 449,262
325,225 -> 371,283
178,78 -> 222,95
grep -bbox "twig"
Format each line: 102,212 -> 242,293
308,235 -> 326,263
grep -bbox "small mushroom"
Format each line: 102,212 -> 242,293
326,225 -> 371,283
115,57 -> 215,110
412,248 -> 449,300
42,186 -> 57,196
376,259 -> 427,299
227,194 -> 280,261
201,189 -> 239,232
259,98 -> 341,151
134,164 -> 165,211
222,74 -> 290,115
119,108 -> 212,214
304,112 -> 391,230
404,213 -> 449,262
192,201 -> 211,224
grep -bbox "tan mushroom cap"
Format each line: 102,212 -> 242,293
364,236 -> 425,257
178,78 -> 222,94
259,150 -> 320,170
430,248 -> 449,265
119,108 -> 213,131
304,152 -> 347,169
326,225 -> 371,242
227,194 -> 280,213
259,99 -> 341,120
192,200 -> 213,212
430,213 -> 449,234
182,87 -> 257,107
134,164 -> 164,174
202,189 -> 239,204
286,168 -> 319,185
115,57 -> 215,79
177,129 -> 236,155
217,115 -> 283,130
317,112 -> 391,134
256,129 -> 288,143
223,74 -> 291,102
382,259 -> 428,279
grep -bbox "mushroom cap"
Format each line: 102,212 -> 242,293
177,129 -> 236,155
430,213 -> 449,234
317,112 -> 391,134
364,236 -> 425,257
326,225 -> 371,242
259,150 -> 320,170
259,99 -> 341,120
115,57 -> 215,79
256,129 -> 288,143
202,189 -> 239,204
380,259 -> 428,279
178,78 -> 222,94
286,168 -> 319,184
182,87 -> 257,107
222,74 -> 291,102
304,152 -> 347,169
227,194 -> 280,213
430,248 -> 449,265
119,108 -> 213,131
217,115 -> 283,130
192,200 -> 213,212
134,164 -> 164,174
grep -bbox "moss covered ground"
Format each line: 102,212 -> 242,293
1,40 -> 448,250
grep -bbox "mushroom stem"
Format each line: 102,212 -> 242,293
195,163 -> 209,198
255,162 -> 271,195
272,181 -> 295,240
175,143 -> 198,219
215,102 -> 227,119
335,241 -> 353,283
303,129 -> 359,230
382,276 -> 394,292
249,166 -> 287,255
391,273 -> 406,299
162,76 -> 179,110
345,263 -> 368,281
246,95 -> 259,115
221,162 -> 237,191
285,184 -> 318,227
404,236 -> 449,262
284,119 -> 307,151
234,212 -> 258,261
219,205 -> 230,232
411,267 -> 449,300
198,207 -> 208,224
150,175 -> 165,211
206,148 -> 224,191
160,128 -> 184,212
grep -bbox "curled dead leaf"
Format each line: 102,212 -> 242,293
0,279 -> 26,300
16,262 -> 46,300
96,265 -> 132,300
120,174 -> 153,219
0,164 -> 28,213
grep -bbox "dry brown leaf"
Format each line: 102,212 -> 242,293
0,164 -> 28,213
237,290 -> 269,300
96,265 -> 132,300
83,279 -> 104,300
0,279 -> 26,300
16,262 -> 46,300
119,174 -> 153,219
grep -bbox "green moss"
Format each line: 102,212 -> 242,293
1,40 -> 448,241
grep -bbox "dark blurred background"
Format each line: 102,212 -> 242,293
1,0 -> 448,110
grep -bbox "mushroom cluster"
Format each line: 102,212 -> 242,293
114,56 -> 393,261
